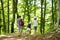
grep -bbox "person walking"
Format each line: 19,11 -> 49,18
33,17 -> 38,34
17,16 -> 22,32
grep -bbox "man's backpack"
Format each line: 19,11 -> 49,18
20,19 -> 24,26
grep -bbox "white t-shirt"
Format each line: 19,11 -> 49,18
34,20 -> 38,26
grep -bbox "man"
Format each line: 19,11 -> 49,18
17,16 -> 22,32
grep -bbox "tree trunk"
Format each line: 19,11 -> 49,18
54,0 -> 57,24
40,0 -> 43,34
0,9 -> 1,34
11,0 -> 18,33
8,0 -> 9,33
52,0 -> 54,28
43,0 -> 46,34
1,0 -> 6,34
57,0 -> 60,26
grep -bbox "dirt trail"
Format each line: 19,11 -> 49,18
0,32 -> 60,40
0,27 -> 60,40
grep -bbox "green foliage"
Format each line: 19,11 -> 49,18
0,0 -> 57,35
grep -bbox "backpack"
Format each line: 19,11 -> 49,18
20,20 -> 24,26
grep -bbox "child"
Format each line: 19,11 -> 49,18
26,22 -> 31,34
33,17 -> 38,34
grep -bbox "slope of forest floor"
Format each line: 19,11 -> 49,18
0,27 -> 60,40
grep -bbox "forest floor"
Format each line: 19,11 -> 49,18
0,27 -> 60,40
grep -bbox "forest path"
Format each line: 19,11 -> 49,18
0,33 -> 60,40
0,27 -> 60,40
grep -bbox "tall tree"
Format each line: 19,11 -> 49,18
40,0 -> 44,34
43,0 -> 46,34
0,0 -> 1,34
53,0 -> 57,28
57,0 -> 60,26
1,0 -> 6,34
52,0 -> 54,28
54,0 -> 57,24
0,9 -> 1,34
7,0 -> 9,33
11,0 -> 18,33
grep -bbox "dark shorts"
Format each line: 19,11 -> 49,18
34,26 -> 37,30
